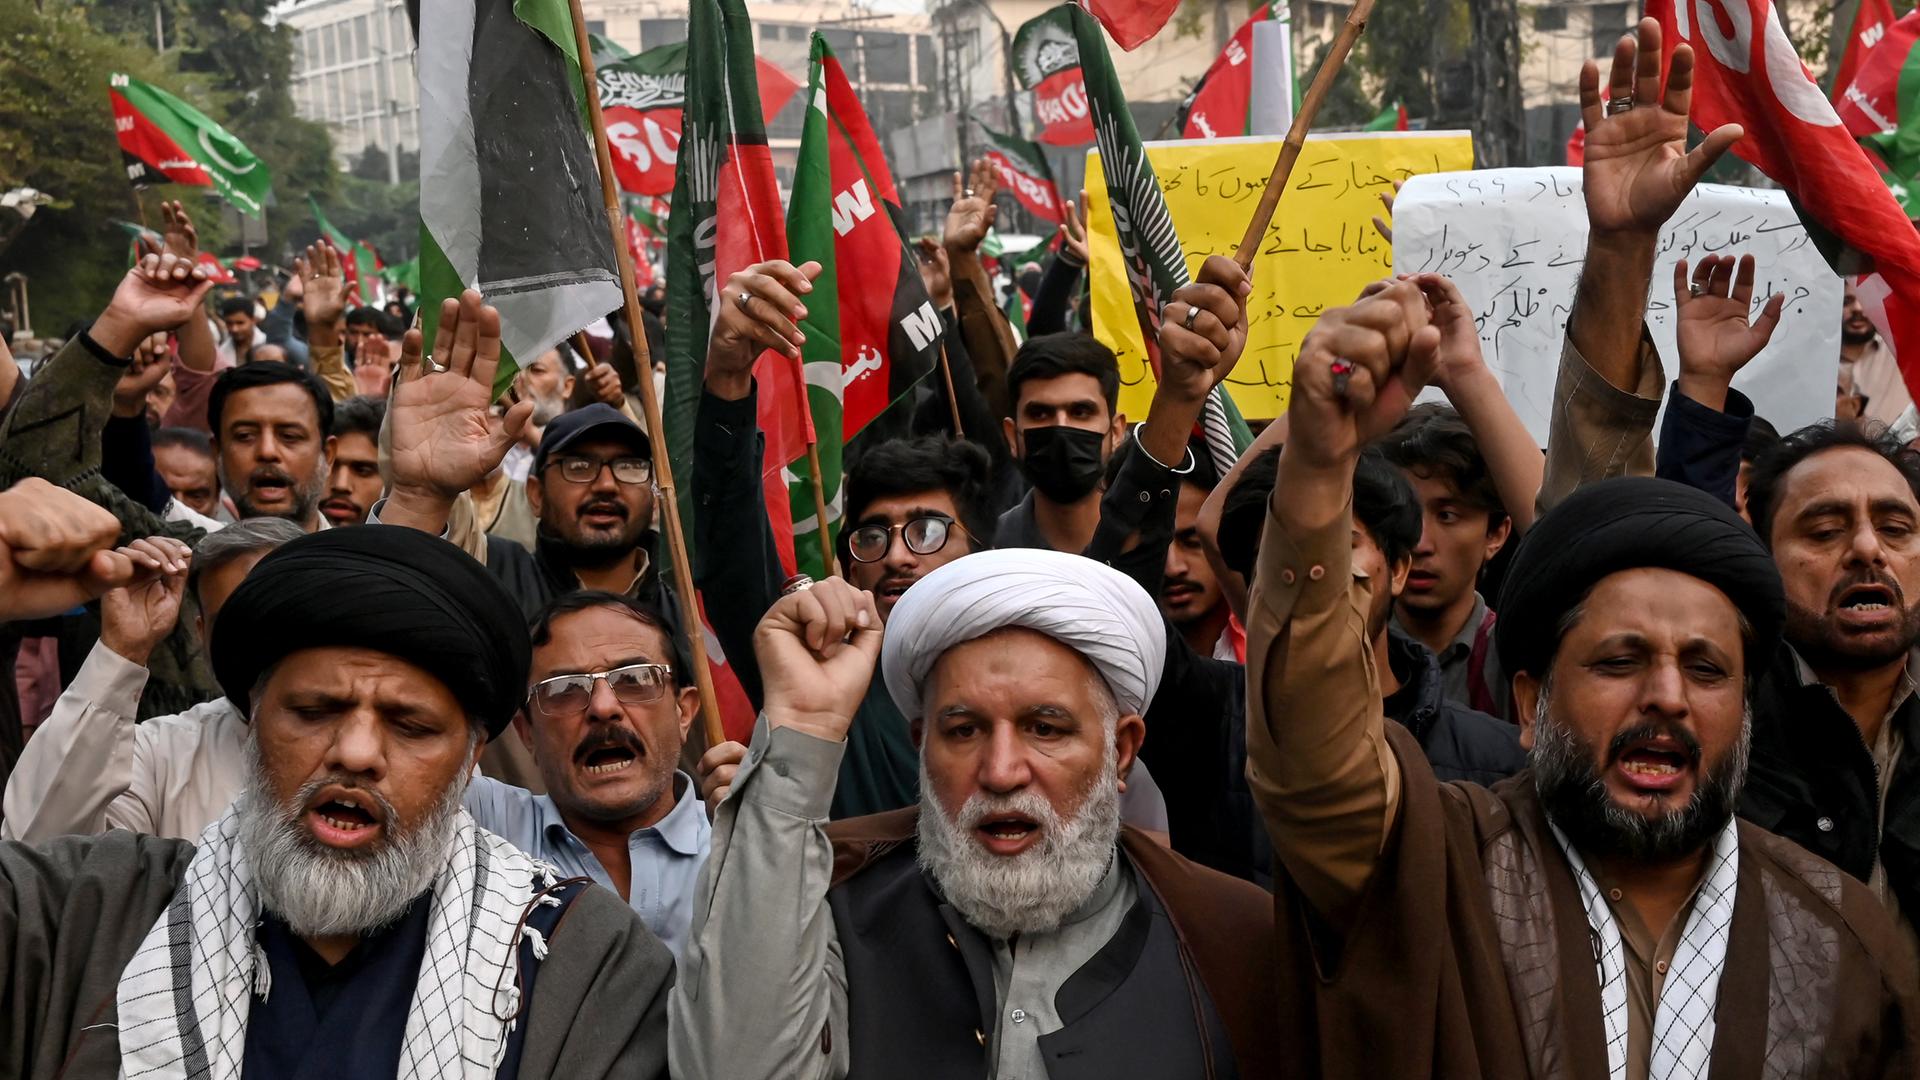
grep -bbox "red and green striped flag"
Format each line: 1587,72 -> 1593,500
1838,9 -> 1920,213
1177,4 -> 1277,140
1365,102 -> 1410,131
1069,3 -> 1251,477
109,73 -> 270,216
976,122 -> 1066,224
416,0 -> 621,395
308,196 -> 381,304
784,32 -> 942,578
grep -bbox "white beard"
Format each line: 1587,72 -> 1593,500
915,740 -> 1121,940
235,741 -> 468,938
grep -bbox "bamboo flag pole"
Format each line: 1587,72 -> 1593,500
802,437 -> 838,578
567,0 -> 725,749
937,342 -> 966,439
1232,0 -> 1379,269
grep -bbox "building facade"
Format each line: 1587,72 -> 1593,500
281,0 -> 418,176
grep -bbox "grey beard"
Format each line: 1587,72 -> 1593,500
236,739 -> 468,937
221,456 -> 327,525
1530,682 -> 1751,864
530,392 -> 568,427
915,739 -> 1121,940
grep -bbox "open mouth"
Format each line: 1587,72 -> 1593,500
576,741 -> 640,777
305,787 -> 384,847
974,814 -> 1041,855
1611,738 -> 1696,794
875,578 -> 916,602
1837,583 -> 1899,623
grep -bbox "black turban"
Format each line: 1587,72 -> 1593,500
211,525 -> 531,737
1495,477 -> 1783,679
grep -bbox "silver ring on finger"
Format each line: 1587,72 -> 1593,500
734,290 -> 753,313
1605,95 -> 1634,116
1689,282 -> 1707,297
1183,304 -> 1201,330
780,573 -> 815,597
422,354 -> 449,375
964,187 -> 975,198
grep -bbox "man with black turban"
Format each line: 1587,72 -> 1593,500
0,525 -> 673,1080
1248,280 -> 1918,1079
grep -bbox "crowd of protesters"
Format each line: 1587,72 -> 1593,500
0,21 -> 1916,1079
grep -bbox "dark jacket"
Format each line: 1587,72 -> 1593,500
484,530 -> 671,625
826,809 -> 1279,1080
1740,642 -> 1920,921
1382,629 -> 1528,786
1654,382 -> 1753,510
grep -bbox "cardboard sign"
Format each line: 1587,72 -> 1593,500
1086,131 -> 1475,420
1393,167 -> 1842,443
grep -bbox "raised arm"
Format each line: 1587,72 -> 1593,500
157,202 -> 219,380
1657,254 -> 1781,506
1540,18 -> 1743,515
944,160 -> 1018,425
669,577 -> 880,1080
299,243 -> 357,402
1027,192 -> 1089,336
1245,281 -> 1438,925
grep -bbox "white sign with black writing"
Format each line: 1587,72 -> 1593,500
1393,167 -> 1841,444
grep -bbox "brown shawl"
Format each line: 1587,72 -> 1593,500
1270,722 -> 1920,1079
829,808 -> 1280,1079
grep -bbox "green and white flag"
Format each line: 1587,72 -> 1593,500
109,73 -> 270,216
308,196 -> 381,304
417,0 -> 620,393
1067,4 -> 1251,476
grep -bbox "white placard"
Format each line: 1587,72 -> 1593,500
1393,167 -> 1842,444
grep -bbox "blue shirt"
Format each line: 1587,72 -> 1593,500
463,771 -> 710,960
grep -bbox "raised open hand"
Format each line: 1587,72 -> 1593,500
1674,254 -> 1784,408
1370,178 -> 1406,244
353,332 -> 396,397
160,200 -> 198,260
943,159 -> 1000,257
93,253 -> 214,357
387,290 -> 534,501
1580,18 -> 1742,236
300,241 -> 350,335
755,576 -> 883,743
1060,188 -> 1090,265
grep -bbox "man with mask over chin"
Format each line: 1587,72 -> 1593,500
995,332 -> 1209,591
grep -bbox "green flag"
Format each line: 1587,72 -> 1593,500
417,0 -> 620,394
308,196 -> 381,304
1365,103 -> 1409,131
1067,4 -> 1252,476
109,73 -> 270,216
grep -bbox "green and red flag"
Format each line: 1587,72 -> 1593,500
416,0 -> 621,394
308,196 -> 381,304
1837,9 -> 1920,212
1365,102 -> 1410,131
1835,0 -> 1897,96
109,73 -> 270,217
1068,3 -> 1251,477
599,41 -> 802,196
784,33 -> 942,577
976,122 -> 1066,224
1012,7 -> 1094,145
1177,4 -> 1277,140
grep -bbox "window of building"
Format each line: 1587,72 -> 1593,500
1590,3 -> 1630,57
785,24 -> 806,40
322,23 -> 337,68
587,19 -> 605,35
353,14 -> 369,60
391,4 -> 411,51
864,31 -> 909,83
640,18 -> 686,48
916,35 -> 936,83
1533,6 -> 1567,31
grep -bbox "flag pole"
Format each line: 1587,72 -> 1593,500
803,437 -> 838,578
1232,0 -> 1377,269
567,0 -> 726,750
937,342 -> 966,438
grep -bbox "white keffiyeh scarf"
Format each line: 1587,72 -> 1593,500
1550,817 -> 1741,1080
115,803 -> 560,1080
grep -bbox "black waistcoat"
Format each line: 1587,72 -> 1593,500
826,843 -> 1239,1080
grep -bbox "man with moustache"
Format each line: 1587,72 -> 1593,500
0,526 -> 673,1079
1839,277 -> 1908,427
207,363 -> 336,531
318,395 -> 385,527
670,563 -> 1277,1079
151,426 -> 227,521
1159,451 -> 1235,659
1253,266 -> 1916,1075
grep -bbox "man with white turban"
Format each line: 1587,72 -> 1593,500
669,555 -> 1279,1079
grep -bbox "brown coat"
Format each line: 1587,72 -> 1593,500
1270,722 -> 1920,1080
828,808 -> 1281,1079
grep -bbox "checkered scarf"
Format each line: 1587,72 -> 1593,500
1550,817 -> 1740,1080
115,803 -> 554,1080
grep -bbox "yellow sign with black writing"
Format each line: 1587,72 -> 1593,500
1086,131 -> 1475,420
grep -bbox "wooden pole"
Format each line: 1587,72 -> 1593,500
572,329 -> 597,369
567,0 -> 726,750
937,342 -> 965,439
1232,0 -> 1379,269
803,438 -> 838,578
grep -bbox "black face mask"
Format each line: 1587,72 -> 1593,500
1020,424 -> 1107,503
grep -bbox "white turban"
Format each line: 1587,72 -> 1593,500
881,548 -> 1167,719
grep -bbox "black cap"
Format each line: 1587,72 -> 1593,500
532,402 -> 651,475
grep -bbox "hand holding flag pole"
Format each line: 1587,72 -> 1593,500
567,0 -> 726,749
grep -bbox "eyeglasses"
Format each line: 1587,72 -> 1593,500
547,454 -> 652,486
847,515 -> 962,564
527,663 -> 672,718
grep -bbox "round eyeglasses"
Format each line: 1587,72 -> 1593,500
846,515 -> 962,564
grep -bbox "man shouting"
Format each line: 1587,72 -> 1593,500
0,526 -> 672,1079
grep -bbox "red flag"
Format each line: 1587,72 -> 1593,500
1836,0 -> 1897,96
755,56 -> 801,120
1181,4 -> 1272,140
1651,0 -> 1920,391
1081,0 -> 1181,50
1566,121 -> 1586,165
1013,7 -> 1095,145
196,252 -> 235,284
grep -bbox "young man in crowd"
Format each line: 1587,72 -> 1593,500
216,296 -> 262,367
0,526 -> 673,1078
318,394 -> 384,527
1160,453 -> 1235,659
1841,276 -> 1908,426
672,565 -> 1278,1078
150,426 -> 225,522
207,363 -> 336,531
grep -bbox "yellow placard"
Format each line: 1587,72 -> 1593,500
1087,131 -> 1475,420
